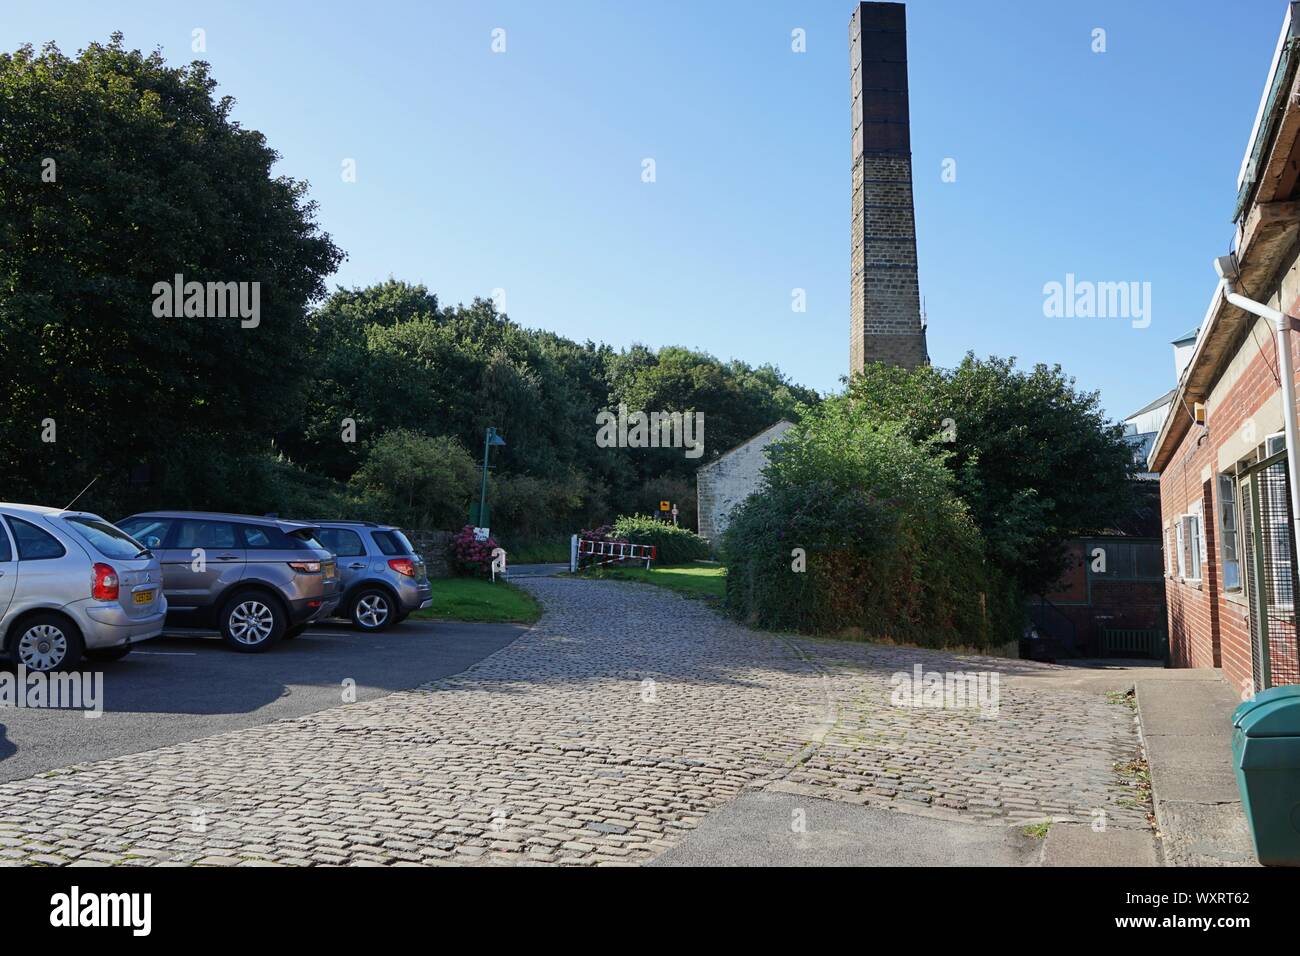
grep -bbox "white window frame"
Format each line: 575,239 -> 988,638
1178,507 -> 1203,583
1176,519 -> 1186,578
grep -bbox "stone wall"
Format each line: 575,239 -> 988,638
405,529 -> 454,578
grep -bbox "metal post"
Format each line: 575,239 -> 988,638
477,428 -> 492,528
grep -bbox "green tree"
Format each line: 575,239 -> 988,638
846,355 -> 1136,594
349,429 -> 478,530
725,417 -> 1015,647
286,281 -> 820,540
0,36 -> 342,512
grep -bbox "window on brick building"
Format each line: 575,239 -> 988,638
1088,540 -> 1163,580
1165,524 -> 1176,577
1178,510 -> 1202,582
1218,474 -> 1241,590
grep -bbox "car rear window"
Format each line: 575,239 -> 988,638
236,525 -> 322,551
370,529 -> 415,556
63,515 -> 147,560
317,528 -> 366,557
287,529 -> 325,551
6,516 -> 67,560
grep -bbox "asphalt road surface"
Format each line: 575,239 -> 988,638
0,620 -> 526,783
650,791 -> 1041,866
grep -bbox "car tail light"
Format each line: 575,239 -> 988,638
388,558 -> 416,577
287,561 -> 322,573
92,563 -> 119,600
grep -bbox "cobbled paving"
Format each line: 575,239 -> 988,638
0,578 -> 1149,866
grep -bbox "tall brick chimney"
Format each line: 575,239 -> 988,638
849,1 -> 928,373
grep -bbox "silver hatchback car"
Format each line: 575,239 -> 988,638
0,503 -> 167,672
310,521 -> 432,631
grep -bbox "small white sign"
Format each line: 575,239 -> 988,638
473,527 -> 490,542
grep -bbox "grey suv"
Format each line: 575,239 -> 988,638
0,503 -> 167,671
117,512 -> 340,652
309,521 -> 432,631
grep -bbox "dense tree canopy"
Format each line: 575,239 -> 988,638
280,279 -> 818,538
0,36 -> 343,507
825,356 -> 1136,595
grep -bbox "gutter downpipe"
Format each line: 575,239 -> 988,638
1223,281 -> 1300,548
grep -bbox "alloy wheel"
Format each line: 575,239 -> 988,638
356,594 -> 390,629
229,600 -> 275,645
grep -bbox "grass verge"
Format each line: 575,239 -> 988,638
584,563 -> 726,602
410,577 -> 542,624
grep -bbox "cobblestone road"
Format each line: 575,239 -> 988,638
0,578 -> 1150,866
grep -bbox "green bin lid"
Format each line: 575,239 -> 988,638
1233,685 -> 1300,737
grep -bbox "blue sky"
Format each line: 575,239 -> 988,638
4,0 -> 1288,419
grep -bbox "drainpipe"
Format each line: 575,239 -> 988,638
1216,261 -> 1300,548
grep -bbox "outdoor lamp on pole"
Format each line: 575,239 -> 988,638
477,427 -> 506,528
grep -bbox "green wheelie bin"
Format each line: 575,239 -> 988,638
1232,685 -> 1300,866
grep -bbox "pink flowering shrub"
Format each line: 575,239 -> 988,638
450,525 -> 501,577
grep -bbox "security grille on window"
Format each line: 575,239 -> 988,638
1219,474 -> 1241,590
1166,525 -> 1176,577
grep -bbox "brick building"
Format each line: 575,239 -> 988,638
1148,4 -> 1300,697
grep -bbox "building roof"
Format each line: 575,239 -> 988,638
696,419 -> 794,474
1126,387 -> 1176,421
1171,327 -> 1199,345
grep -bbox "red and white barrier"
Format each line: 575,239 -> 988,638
570,535 -> 656,573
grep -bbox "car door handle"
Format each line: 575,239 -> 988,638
214,554 -> 240,561
348,562 -> 367,569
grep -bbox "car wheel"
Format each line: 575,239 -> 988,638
219,593 -> 284,652
350,589 -> 394,632
12,614 -> 84,672
85,645 -> 132,663
282,624 -> 308,640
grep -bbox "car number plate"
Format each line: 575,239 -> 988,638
133,589 -> 155,605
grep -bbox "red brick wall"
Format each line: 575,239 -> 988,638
1042,541 -> 1087,603
1040,540 -> 1164,654
1158,307 -> 1300,698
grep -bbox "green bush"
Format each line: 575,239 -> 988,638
722,415 -> 1019,650
349,428 -> 477,530
611,514 -> 711,566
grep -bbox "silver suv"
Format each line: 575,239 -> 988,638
310,521 -> 432,631
116,511 -> 340,652
0,503 -> 167,672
